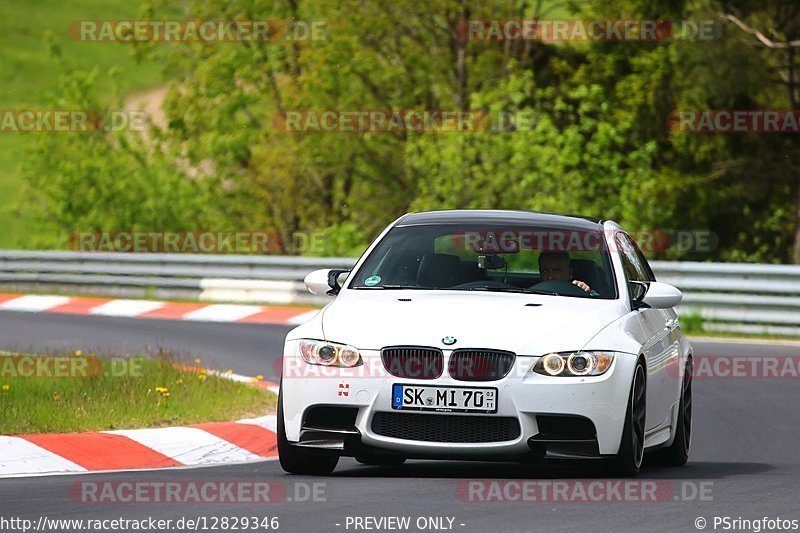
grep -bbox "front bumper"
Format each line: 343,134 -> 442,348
281,341 -> 638,457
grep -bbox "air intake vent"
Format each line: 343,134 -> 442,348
372,412 -> 521,443
448,349 -> 515,381
381,346 -> 443,379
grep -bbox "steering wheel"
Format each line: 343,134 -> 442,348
528,279 -> 593,297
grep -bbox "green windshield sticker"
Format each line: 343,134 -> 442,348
364,275 -> 381,286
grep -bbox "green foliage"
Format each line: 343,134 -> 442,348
310,222 -> 371,258
21,59 -> 224,248
16,0 -> 800,260
0,0 -> 170,247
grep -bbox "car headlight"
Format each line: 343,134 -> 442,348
533,351 -> 614,377
299,340 -> 363,367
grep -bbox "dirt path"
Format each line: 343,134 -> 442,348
125,86 -> 167,128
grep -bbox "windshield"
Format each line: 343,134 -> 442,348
349,223 -> 617,299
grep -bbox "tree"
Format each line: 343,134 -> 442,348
719,2 -> 800,262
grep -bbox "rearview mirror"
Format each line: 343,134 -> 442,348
304,269 -> 350,296
478,254 -> 507,270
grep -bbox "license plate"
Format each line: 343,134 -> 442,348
391,384 -> 497,413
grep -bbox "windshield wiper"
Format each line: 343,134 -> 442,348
353,284 -> 426,290
464,286 -> 548,294
520,287 -> 561,296
354,285 -> 561,295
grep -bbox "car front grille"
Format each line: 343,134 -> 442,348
371,412 -> 521,443
381,346 -> 443,379
448,349 -> 515,381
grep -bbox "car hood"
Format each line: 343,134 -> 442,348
316,289 -> 628,355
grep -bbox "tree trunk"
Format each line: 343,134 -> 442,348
456,1 -> 469,110
789,48 -> 800,263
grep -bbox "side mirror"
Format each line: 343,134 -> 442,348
304,269 -> 350,296
629,280 -> 649,310
641,281 -> 682,309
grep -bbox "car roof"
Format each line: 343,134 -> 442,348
396,209 -> 604,230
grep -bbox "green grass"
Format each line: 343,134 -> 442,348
677,313 -> 705,335
0,0 -> 175,248
686,331 -> 800,343
0,350 -> 276,435
677,314 -> 800,342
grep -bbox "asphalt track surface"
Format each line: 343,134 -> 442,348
1,309 -> 799,533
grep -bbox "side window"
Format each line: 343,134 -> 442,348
632,242 -> 656,281
615,233 -> 649,283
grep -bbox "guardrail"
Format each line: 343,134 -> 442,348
651,261 -> 800,337
0,251 -> 354,306
0,251 -> 798,336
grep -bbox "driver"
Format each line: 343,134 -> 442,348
538,251 -> 591,293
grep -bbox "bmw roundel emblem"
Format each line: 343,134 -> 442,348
442,336 -> 457,346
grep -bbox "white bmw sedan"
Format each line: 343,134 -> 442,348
278,210 -> 693,476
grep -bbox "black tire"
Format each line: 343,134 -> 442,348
612,361 -> 647,476
355,455 -> 406,466
651,357 -> 692,466
277,389 -> 339,475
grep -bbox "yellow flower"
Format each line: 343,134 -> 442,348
1,384 -> 9,391
52,394 -> 60,401
175,378 -> 184,385
155,387 -> 168,393
198,374 -> 206,381
75,350 -> 83,357
194,358 -> 202,365
256,375 -> 264,380
226,369 -> 233,375
163,392 -> 171,397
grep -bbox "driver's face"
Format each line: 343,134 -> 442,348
539,255 -> 570,281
